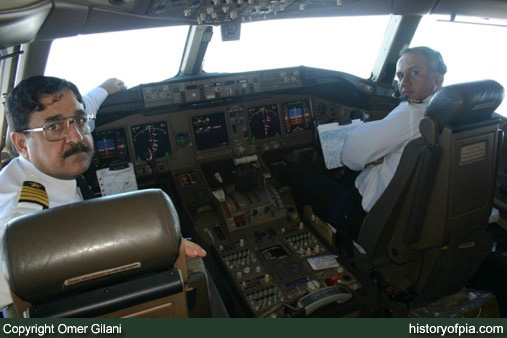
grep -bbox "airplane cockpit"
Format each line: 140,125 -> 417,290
86,65 -> 388,317
1,0 -> 507,318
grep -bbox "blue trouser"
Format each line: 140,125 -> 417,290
285,163 -> 366,241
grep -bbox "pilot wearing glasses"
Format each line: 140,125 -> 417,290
0,76 -> 205,312
1,77 -> 124,214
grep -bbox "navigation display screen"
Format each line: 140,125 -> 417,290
93,128 -> 130,169
282,100 -> 312,134
192,112 -> 230,151
131,122 -> 172,163
248,104 -> 282,140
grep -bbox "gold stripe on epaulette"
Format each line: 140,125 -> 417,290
19,192 -> 49,204
19,181 -> 49,209
20,186 -> 48,198
19,198 -> 49,208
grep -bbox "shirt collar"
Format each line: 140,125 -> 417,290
402,94 -> 434,105
18,156 -> 77,194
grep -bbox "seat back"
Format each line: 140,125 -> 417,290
2,189 -> 191,317
356,80 -> 505,304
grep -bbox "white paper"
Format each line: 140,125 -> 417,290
317,119 -> 363,169
307,254 -> 340,270
96,163 -> 138,196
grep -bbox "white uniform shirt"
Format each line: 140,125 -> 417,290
0,157 -> 84,309
82,87 -> 108,116
0,87 -> 108,309
341,98 -> 430,212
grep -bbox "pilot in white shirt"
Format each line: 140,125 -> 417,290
0,76 -> 205,312
0,85 -> 110,222
342,97 -> 430,212
0,81 -> 116,310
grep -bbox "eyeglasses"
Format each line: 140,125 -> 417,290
23,114 -> 96,142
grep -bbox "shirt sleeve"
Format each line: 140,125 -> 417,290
0,207 -> 39,310
341,103 -> 421,171
82,87 -> 108,116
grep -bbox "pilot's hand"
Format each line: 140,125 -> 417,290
99,78 -> 127,95
183,239 -> 207,258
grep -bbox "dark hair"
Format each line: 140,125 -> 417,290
6,76 -> 83,132
400,46 -> 447,75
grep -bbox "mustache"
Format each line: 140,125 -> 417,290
63,143 -> 91,159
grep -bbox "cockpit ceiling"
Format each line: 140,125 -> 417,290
0,0 -> 506,49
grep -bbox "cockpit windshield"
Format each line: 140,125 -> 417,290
45,15 -> 391,93
203,16 -> 391,78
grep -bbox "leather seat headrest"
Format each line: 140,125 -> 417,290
2,189 -> 181,304
425,80 -> 504,132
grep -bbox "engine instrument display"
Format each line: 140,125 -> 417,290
192,112 -> 230,151
282,100 -> 312,134
93,128 -> 130,169
131,121 -> 172,163
248,104 -> 282,140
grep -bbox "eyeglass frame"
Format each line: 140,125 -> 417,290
22,114 -> 96,142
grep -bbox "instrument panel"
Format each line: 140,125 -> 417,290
90,95 -> 362,179
92,66 -> 396,183
89,67 -> 388,317
189,154 -> 375,317
141,68 -> 304,108
211,220 -> 370,317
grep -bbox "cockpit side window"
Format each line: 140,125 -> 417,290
411,14 -> 507,116
45,26 -> 189,93
0,46 -> 21,165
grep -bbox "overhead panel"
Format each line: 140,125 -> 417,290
143,0 -> 394,25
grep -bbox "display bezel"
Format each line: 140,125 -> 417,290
281,99 -> 312,135
130,121 -> 172,164
92,128 -> 130,169
191,112 -> 231,152
246,104 -> 283,142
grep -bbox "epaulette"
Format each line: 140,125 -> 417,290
408,99 -> 424,104
18,181 -> 49,209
